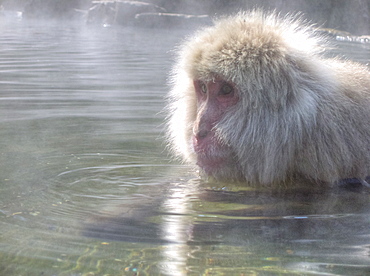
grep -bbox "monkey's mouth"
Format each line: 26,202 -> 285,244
191,134 -> 234,175
193,145 -> 230,174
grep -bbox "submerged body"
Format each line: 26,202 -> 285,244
167,11 -> 370,186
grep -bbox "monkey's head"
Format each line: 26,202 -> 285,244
167,11 -> 331,184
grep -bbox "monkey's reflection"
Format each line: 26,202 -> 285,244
83,179 -> 370,275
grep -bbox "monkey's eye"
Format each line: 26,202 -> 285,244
220,83 -> 234,95
200,82 -> 207,94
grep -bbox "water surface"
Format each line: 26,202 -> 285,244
0,16 -> 370,276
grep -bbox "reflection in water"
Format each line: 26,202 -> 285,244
83,180 -> 200,275
0,15 -> 369,276
83,178 -> 370,275
159,181 -> 198,276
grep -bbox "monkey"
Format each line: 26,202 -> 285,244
166,10 -> 370,186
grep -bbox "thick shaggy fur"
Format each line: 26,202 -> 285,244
167,11 -> 370,185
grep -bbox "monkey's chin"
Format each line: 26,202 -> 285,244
195,153 -> 237,180
196,156 -> 225,174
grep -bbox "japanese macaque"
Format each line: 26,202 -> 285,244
166,11 -> 370,186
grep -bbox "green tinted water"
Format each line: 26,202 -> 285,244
0,17 -> 369,276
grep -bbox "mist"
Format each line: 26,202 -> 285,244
1,0 -> 370,34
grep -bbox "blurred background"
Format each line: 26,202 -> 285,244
1,0 -> 370,35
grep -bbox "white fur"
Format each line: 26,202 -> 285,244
166,10 -> 370,185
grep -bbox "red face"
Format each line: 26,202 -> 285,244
192,77 -> 239,177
